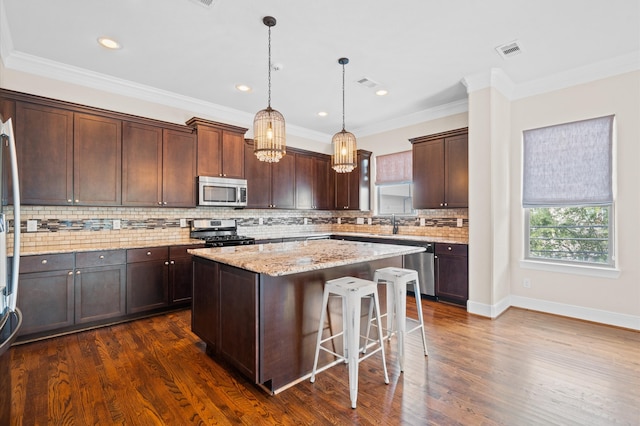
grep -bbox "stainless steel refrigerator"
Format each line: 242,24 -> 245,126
0,115 -> 22,424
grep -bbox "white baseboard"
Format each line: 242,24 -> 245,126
468,295 -> 640,330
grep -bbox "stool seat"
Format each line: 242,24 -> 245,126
367,267 -> 429,372
310,276 -> 389,409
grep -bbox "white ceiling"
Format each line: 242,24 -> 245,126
1,0 -> 638,142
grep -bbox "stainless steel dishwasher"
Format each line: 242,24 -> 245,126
402,242 -> 435,297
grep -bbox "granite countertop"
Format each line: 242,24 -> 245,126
255,231 -> 467,245
19,239 -> 205,256
188,239 -> 425,277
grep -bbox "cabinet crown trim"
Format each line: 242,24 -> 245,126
409,127 -> 468,144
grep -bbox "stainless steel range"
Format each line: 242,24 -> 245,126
190,219 -> 255,248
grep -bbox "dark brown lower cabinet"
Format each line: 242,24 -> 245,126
126,247 -> 169,314
74,250 -> 126,324
16,253 -> 75,336
435,243 -> 468,305
169,244 -> 203,305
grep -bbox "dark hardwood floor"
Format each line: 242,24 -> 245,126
9,299 -> 640,425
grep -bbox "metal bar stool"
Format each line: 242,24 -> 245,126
310,276 -> 389,409
366,267 -> 428,372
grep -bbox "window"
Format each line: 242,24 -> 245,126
375,151 -> 414,215
522,115 -> 614,266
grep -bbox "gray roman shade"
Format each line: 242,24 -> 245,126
375,150 -> 412,184
522,115 -> 614,208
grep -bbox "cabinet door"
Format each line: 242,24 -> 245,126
196,126 -> 222,177
221,131 -> 245,179
192,258 -> 219,352
75,264 -> 126,323
435,244 -> 468,305
162,129 -> 196,207
244,142 -> 271,208
74,113 -> 122,206
16,102 -> 73,205
413,139 -> 445,209
122,122 -> 163,206
17,269 -> 75,335
0,97 -> 15,205
444,134 -> 468,208
169,245 -> 203,304
295,153 -> 314,209
219,265 -> 258,381
334,172 -> 350,210
271,153 -> 296,209
314,156 -> 333,210
126,259 -> 169,314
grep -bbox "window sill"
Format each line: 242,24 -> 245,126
519,259 -> 620,279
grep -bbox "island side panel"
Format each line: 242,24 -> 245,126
192,256 -> 219,355
259,256 -> 401,392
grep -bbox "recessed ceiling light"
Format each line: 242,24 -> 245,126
317,111 -> 328,117
235,84 -> 251,92
375,89 -> 388,96
97,37 -> 121,50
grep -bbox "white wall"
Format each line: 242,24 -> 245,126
508,71 -> 640,328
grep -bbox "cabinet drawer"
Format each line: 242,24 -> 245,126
127,247 -> 168,263
20,253 -> 75,273
169,244 -> 204,259
435,243 -> 468,256
76,249 -> 126,268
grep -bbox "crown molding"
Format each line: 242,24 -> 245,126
461,68 -> 516,99
355,98 -> 469,137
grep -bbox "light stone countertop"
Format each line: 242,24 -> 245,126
253,232 -> 467,245
18,239 -> 205,256
188,239 -> 425,277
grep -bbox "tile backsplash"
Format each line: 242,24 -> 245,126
6,206 -> 468,251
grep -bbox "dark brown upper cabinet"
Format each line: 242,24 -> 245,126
411,128 -> 468,209
187,117 -> 248,179
333,150 -> 371,211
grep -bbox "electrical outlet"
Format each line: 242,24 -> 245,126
112,219 -> 121,230
180,218 -> 187,228
356,217 -> 364,225
457,218 -> 463,227
420,218 -> 425,226
523,278 -> 531,288
304,218 -> 308,225
337,218 -> 341,225
259,217 -> 264,225
26,220 -> 38,232
367,218 -> 372,225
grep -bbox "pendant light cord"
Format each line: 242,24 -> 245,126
341,62 -> 346,131
267,25 -> 272,109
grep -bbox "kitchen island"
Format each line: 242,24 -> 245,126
188,239 -> 424,393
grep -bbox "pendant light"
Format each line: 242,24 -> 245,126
331,57 -> 357,173
253,16 -> 286,163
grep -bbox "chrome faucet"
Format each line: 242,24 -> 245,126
392,214 -> 399,234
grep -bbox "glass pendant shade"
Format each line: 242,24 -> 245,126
332,129 -> 357,173
254,106 -> 286,163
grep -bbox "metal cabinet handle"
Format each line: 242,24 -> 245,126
67,199 -> 72,203
165,261 -> 169,265
448,246 -> 452,251
75,199 -> 79,203
158,201 -> 162,205
76,271 -> 81,275
170,260 -> 175,265
68,271 -> 73,275
41,259 -> 47,264
146,251 -> 152,256
163,201 -> 167,205
99,255 -> 105,259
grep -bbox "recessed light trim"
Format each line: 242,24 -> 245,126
235,84 -> 251,92
317,111 -> 328,117
375,89 -> 388,96
97,37 -> 121,50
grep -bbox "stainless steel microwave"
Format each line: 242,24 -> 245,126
197,176 -> 247,207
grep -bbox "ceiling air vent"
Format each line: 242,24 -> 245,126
189,0 -> 217,8
356,77 -> 379,89
496,40 -> 523,59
